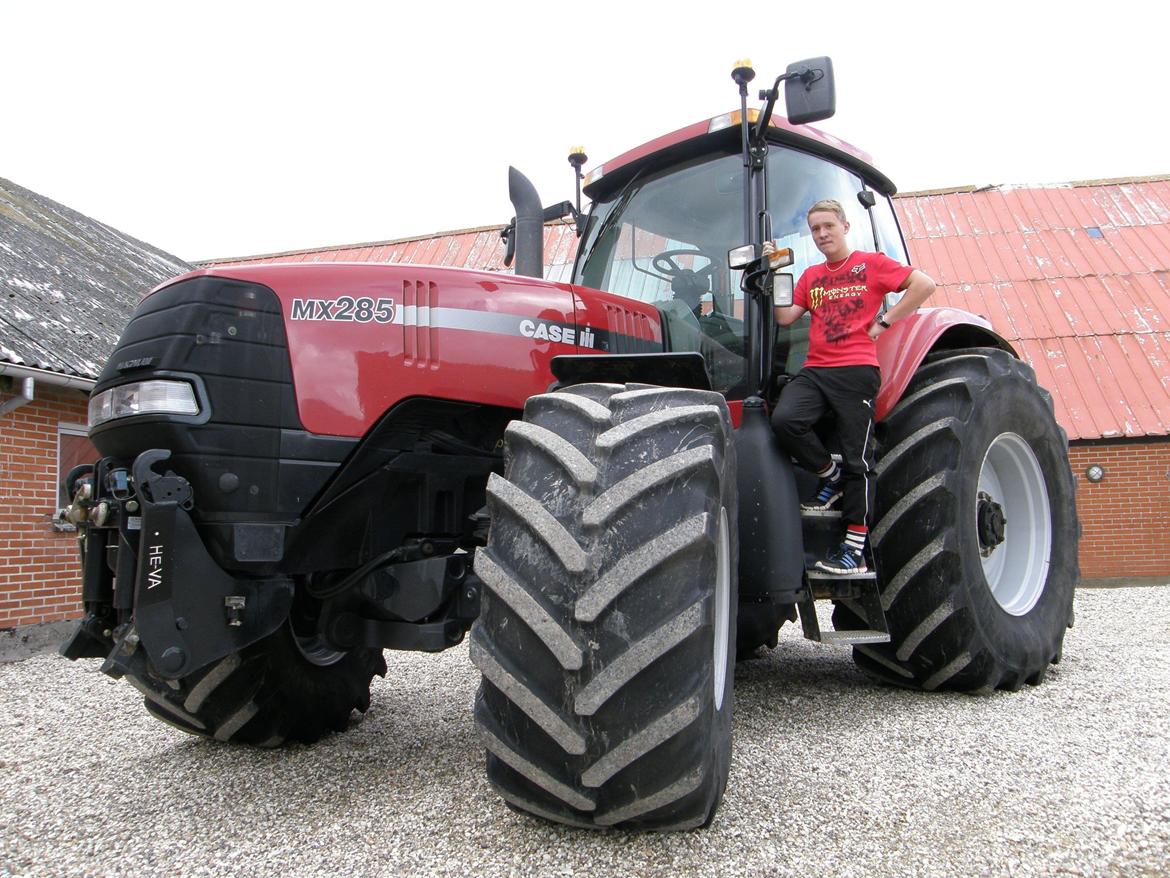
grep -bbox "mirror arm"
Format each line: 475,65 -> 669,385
541,200 -> 586,235
753,74 -> 787,141
737,260 -> 773,299
500,220 -> 517,268
503,201 -> 582,266
542,200 -> 578,223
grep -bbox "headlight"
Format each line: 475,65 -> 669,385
88,380 -> 201,428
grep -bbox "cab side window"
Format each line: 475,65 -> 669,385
869,192 -> 908,263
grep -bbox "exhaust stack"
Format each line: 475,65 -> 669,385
508,167 -> 544,279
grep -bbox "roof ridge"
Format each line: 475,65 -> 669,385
197,217 -> 578,267
896,174 -> 1170,198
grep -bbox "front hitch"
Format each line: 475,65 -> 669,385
63,449 -> 294,680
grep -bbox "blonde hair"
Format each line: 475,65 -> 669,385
807,199 -> 847,223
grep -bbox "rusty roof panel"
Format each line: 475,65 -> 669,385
433,236 -> 454,265
1081,336 -> 1145,437
1116,225 -> 1166,271
1033,187 -> 1080,232
897,195 -> 929,240
439,235 -> 463,266
942,192 -> 978,236
1112,334 -> 1167,435
423,235 -> 448,264
1068,276 -> 1117,336
464,232 -> 491,271
399,240 -> 422,262
1059,337 -> 1119,438
1021,280 -> 1060,339
897,178 -> 1170,440
1057,229 -> 1099,277
1014,339 -> 1087,437
451,233 -> 476,267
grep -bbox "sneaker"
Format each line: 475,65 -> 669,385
815,542 -> 868,575
801,471 -> 843,512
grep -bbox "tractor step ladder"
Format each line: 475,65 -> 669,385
797,571 -> 891,645
797,502 -> 891,646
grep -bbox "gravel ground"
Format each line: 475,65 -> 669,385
1,587 -> 1167,878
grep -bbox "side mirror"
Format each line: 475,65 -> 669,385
767,247 -> 794,269
784,56 -> 835,125
773,273 -> 794,307
727,244 -> 794,270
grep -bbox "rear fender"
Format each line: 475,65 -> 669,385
875,307 -> 1015,421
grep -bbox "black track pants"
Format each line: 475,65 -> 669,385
770,365 -> 880,529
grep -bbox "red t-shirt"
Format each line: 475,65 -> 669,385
793,251 -> 913,368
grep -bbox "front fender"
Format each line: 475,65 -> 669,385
875,307 -> 1015,420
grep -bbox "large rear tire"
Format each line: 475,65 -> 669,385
834,349 -> 1078,691
472,383 -> 738,830
128,598 -> 386,746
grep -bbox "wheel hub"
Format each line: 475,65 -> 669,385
976,491 -> 1006,556
977,432 -> 1052,616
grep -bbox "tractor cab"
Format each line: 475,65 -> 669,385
567,59 -> 909,400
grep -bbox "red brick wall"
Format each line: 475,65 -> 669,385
1069,442 -> 1170,580
0,383 -> 92,627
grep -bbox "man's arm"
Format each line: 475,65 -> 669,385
868,269 -> 936,339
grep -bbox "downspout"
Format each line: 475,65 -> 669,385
0,377 -> 35,416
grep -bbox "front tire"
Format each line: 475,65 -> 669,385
472,383 -> 738,830
129,602 -> 386,746
835,349 -> 1079,691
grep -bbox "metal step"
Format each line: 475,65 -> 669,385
800,508 -> 842,519
797,565 -> 890,646
806,568 -> 876,582
819,629 -> 891,645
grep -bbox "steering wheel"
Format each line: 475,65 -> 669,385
653,249 -> 719,314
652,249 -> 718,285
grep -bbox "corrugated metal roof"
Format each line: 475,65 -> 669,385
208,176 -> 1170,442
895,178 -> 1170,441
0,178 -> 190,379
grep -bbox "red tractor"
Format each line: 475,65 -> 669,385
62,58 -> 1078,830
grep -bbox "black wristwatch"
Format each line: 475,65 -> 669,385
876,315 -> 892,329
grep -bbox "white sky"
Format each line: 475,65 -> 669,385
7,1 -> 1169,262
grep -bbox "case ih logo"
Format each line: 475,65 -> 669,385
519,319 -> 597,348
290,297 -> 396,323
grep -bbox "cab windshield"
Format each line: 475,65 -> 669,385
574,151 -> 749,395
574,142 -> 896,391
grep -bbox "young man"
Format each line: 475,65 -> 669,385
765,199 -> 936,575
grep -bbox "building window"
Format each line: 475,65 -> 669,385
57,424 -> 96,509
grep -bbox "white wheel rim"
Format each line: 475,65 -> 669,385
713,507 -> 731,710
293,629 -> 346,667
977,432 -> 1051,616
